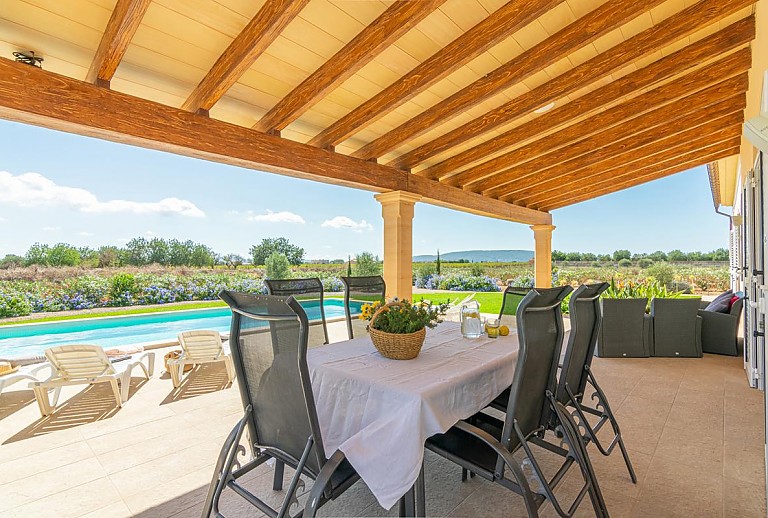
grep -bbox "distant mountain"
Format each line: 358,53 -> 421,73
413,250 -> 533,263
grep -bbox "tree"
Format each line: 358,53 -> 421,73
189,243 -> 215,267
0,254 -> 24,269
25,243 -> 50,266
648,250 -> 667,262
581,252 -> 596,261
667,249 -> 687,262
148,238 -> 170,265
97,246 -> 121,267
354,251 -> 382,276
612,249 -> 631,261
47,243 -> 81,266
265,252 -> 292,279
250,237 -> 305,266
436,249 -> 441,275
123,238 -> 151,266
711,248 -> 729,261
223,253 -> 244,269
347,255 -> 352,276
565,251 -> 582,262
551,250 -> 566,261
597,254 -> 611,262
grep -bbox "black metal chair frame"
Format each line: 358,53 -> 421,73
427,286 -> 609,517
340,275 -> 386,339
202,292 -> 359,518
265,277 -> 329,345
554,283 -> 637,483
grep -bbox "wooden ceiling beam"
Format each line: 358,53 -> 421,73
0,58 -> 550,226
85,0 -> 151,86
493,102 -> 744,200
422,17 -> 754,182
520,128 -> 742,207
480,79 -> 746,198
181,0 -> 310,114
307,0 -> 564,149
388,0 -> 755,170
253,0 -> 446,133
445,50 -> 750,189
350,0 -> 668,161
541,145 -> 740,210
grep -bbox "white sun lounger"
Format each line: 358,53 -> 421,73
30,345 -> 155,417
169,330 -> 235,388
0,362 -> 54,397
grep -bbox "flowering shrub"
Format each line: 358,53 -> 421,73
0,271 -> 269,317
422,274 -> 500,292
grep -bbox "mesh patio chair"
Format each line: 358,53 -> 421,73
265,277 -> 329,346
554,283 -> 637,483
426,286 -> 609,518
340,276 -> 386,339
498,286 -> 532,328
202,292 -> 360,518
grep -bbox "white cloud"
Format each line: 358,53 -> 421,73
78,231 -> 94,236
321,216 -> 373,233
248,210 -> 305,224
0,217 -> 6,223
0,172 -> 205,218
43,226 -> 60,231
145,230 -> 156,237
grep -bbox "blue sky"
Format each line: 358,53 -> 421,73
0,119 -> 729,260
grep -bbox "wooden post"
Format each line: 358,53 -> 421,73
375,191 -> 421,301
531,224 -> 555,288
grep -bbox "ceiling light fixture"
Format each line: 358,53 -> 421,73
13,50 -> 44,68
534,102 -> 555,114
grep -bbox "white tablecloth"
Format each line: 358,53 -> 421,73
306,321 -> 519,509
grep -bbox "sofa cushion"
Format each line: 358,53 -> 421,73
729,294 -> 740,310
705,290 -> 733,313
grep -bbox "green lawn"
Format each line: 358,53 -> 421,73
0,300 -> 228,326
0,291 -> 508,326
416,291 -> 505,314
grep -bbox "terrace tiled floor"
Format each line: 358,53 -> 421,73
0,322 -> 765,517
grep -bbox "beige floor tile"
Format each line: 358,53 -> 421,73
79,500 -> 134,518
109,440 -> 222,499
587,446 -> 650,498
652,427 -> 724,473
723,476 -> 767,517
633,457 -> 723,517
0,440 -> 95,485
85,414 -> 192,456
96,424 -> 211,474
628,376 -> 682,405
0,457 -> 107,512
724,440 -> 767,484
0,477 -> 122,518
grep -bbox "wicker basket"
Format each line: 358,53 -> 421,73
368,302 -> 427,360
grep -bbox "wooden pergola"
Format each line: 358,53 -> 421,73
0,0 -> 763,298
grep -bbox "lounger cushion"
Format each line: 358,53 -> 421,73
704,290 -> 733,313
0,354 -> 46,367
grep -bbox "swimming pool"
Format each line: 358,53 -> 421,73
0,299 -> 361,358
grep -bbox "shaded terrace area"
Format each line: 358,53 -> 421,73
0,321 -> 764,517
1,0 -> 767,516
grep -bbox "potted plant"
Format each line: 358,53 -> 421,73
359,299 -> 447,360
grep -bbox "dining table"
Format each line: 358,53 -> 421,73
306,320 -> 520,513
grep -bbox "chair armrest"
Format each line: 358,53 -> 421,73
699,300 -> 711,310
697,309 -> 737,325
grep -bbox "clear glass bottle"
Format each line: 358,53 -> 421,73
460,301 -> 483,339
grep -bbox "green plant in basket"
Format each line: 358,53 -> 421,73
360,299 -> 448,334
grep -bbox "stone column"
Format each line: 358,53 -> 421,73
374,191 -> 422,301
531,224 -> 555,288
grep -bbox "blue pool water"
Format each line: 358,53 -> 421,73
0,299 -> 361,358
